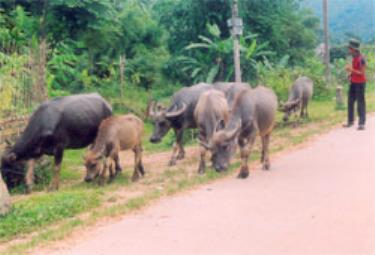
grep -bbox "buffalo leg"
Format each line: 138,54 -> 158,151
168,128 -> 184,166
108,156 -> 116,183
99,158 -> 108,186
176,129 -> 185,160
132,145 -> 144,181
238,133 -> 256,179
305,102 -> 309,119
49,147 -> 64,191
137,145 -> 145,176
114,153 -> 122,174
261,134 -> 271,170
25,160 -> 35,194
197,145 -> 207,175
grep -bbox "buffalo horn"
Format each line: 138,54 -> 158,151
165,103 -> 187,118
225,121 -> 241,140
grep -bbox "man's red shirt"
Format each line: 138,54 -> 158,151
351,54 -> 367,83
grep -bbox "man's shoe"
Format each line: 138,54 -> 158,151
343,123 -> 353,128
357,125 -> 365,130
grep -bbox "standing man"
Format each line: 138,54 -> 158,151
344,39 -> 367,130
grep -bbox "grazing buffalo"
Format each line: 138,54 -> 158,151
149,82 -> 212,166
148,82 -> 251,166
84,114 -> 144,185
1,93 -> 112,192
194,90 -> 229,174
280,76 -> 314,122
208,86 -> 277,178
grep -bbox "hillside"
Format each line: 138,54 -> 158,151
302,0 -> 375,43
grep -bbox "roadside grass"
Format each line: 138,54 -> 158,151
1,89 -> 374,254
0,190 -> 101,241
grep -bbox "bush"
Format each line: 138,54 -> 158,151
255,56 -> 333,102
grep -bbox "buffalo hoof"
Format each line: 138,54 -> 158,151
138,165 -> 145,176
237,166 -> 249,179
168,160 -> 177,167
108,175 -> 116,184
131,174 -> 140,182
198,168 -> 205,175
98,176 -> 106,186
262,162 -> 270,171
177,152 -> 185,160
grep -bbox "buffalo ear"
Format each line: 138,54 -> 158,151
95,154 -> 104,160
199,141 -> 212,150
278,107 -> 286,113
224,121 -> 241,141
215,119 -> 226,132
7,152 -> 17,162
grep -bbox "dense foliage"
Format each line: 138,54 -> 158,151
0,0 -> 372,117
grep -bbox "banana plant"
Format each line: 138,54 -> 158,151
179,23 -> 274,83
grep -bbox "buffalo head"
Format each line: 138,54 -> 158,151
83,151 -> 103,182
279,99 -> 300,122
202,121 -> 241,172
0,142 -> 25,189
149,102 -> 187,143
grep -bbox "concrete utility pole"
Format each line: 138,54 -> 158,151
323,0 -> 330,85
228,0 -> 243,83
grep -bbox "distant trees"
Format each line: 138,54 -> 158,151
0,0 -> 321,106
156,0 -> 320,84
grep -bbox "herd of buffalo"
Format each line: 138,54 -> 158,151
0,77 -> 313,193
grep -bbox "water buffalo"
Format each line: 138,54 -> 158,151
84,114 -> 144,185
213,82 -> 251,110
149,82 -> 251,166
149,82 -> 212,166
208,86 -> 277,178
194,90 -> 229,174
280,76 -> 314,122
1,93 -> 112,192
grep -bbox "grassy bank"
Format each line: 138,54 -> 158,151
1,88 -> 374,254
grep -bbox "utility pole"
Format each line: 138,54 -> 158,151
228,0 -> 243,83
323,0 -> 330,85
323,0 -> 344,107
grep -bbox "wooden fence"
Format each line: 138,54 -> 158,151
0,116 -> 28,153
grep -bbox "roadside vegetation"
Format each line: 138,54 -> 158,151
0,0 -> 374,254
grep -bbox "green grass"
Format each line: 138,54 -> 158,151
0,190 -> 101,241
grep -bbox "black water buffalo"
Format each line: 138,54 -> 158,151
194,90 -> 229,174
280,76 -> 314,122
208,86 -> 277,178
149,83 -> 212,166
1,93 -> 112,192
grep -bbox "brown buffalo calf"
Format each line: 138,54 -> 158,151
84,114 -> 144,185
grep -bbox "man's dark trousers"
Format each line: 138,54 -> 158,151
348,83 -> 366,125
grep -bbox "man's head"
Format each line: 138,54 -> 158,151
348,38 -> 360,56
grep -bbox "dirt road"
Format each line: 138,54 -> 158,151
43,117 -> 375,255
